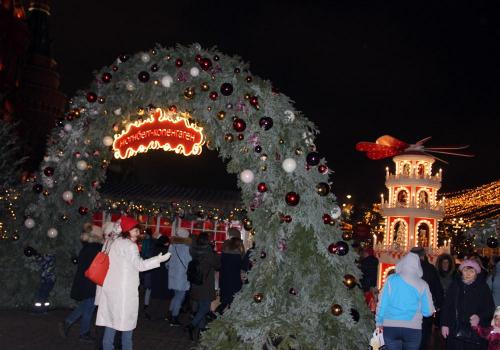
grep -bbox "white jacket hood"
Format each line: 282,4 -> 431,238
396,252 -> 423,278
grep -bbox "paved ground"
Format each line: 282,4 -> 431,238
0,308 -> 195,350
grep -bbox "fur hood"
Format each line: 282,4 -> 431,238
396,252 -> 423,278
80,224 -> 104,243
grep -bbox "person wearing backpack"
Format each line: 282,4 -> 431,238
188,232 -> 220,340
166,227 -> 192,326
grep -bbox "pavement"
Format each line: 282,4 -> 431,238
0,307 -> 195,350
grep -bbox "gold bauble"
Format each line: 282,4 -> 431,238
184,87 -> 195,100
42,190 -> 50,196
260,165 -> 267,171
295,148 -> 303,155
254,293 -> 264,303
74,184 -> 85,193
237,134 -> 244,141
207,106 -> 212,111
331,304 -> 343,316
137,107 -> 145,115
224,133 -> 234,143
279,139 -> 284,144
200,82 -> 209,91
217,111 -> 226,120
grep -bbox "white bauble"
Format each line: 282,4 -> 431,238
161,75 -> 173,88
76,160 -> 88,171
330,204 -> 342,219
24,218 -> 35,229
62,191 -> 73,202
113,108 -> 122,116
190,67 -> 200,77
47,228 -> 58,238
43,177 -> 54,188
240,169 -> 255,184
140,53 -> 151,63
103,136 -> 114,147
125,81 -> 135,91
64,123 -> 72,132
284,110 -> 295,122
282,158 -> 297,173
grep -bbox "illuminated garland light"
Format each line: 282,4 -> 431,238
113,108 -> 205,159
442,180 -> 500,222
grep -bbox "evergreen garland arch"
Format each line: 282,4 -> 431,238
20,44 -> 372,348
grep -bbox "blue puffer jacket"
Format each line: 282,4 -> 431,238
376,252 -> 435,329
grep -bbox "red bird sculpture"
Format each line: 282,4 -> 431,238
356,135 -> 474,163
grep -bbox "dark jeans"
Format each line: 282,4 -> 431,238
191,300 -> 211,329
384,327 -> 422,350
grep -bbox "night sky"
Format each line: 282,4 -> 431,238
48,1 -> 499,205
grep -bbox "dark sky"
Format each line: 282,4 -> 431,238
49,0 -> 499,205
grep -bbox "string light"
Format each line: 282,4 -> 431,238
0,188 -> 20,240
441,180 -> 500,223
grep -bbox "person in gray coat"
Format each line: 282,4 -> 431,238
166,228 -> 192,326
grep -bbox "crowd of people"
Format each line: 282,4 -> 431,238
369,246 -> 500,350
59,216 -> 251,349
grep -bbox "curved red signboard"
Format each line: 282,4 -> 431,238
112,108 -> 205,159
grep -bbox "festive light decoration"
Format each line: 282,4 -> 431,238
442,180 -> 500,222
112,108 -> 205,159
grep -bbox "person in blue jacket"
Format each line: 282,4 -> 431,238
376,252 -> 435,350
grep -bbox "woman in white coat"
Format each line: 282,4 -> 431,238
95,216 -> 171,350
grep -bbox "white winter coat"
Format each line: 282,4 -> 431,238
95,237 -> 161,331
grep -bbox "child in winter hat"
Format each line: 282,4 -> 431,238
470,306 -> 500,350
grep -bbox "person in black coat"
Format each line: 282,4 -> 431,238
441,259 -> 494,350
145,235 -> 173,320
359,247 -> 379,293
60,224 -> 103,342
411,247 -> 444,350
215,228 -> 245,315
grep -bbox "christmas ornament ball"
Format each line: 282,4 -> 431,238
282,158 -> 297,173
343,274 -> 357,289
233,118 -> 246,132
285,192 -> 300,206
86,92 -> 97,103
47,227 -> 58,238
101,72 -> 112,83
190,67 -> 200,77
33,183 -> 43,193
257,182 -> 267,193
330,204 -> 342,219
487,237 -> 499,248
200,58 -> 212,71
289,288 -> 298,295
220,82 -> 234,96
175,58 -> 183,67
254,145 -> 262,153
335,241 -> 349,256
24,246 -> 37,257
350,308 -> 360,322
306,152 -> 320,166
327,242 -> 337,254
259,117 -> 273,130
316,182 -> 330,196
240,169 -> 255,184
103,136 -> 114,147
161,75 -> 173,88
318,164 -> 328,174
342,231 -> 353,241
138,71 -> 150,82
43,166 -> 55,177
254,293 -> 264,303
24,218 -> 35,229
323,213 -> 332,224
78,207 -> 89,215
331,304 -> 343,316
62,190 -> 74,202
76,160 -> 88,171
71,256 -> 79,265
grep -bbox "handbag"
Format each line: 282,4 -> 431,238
369,329 -> 386,350
84,239 -> 114,286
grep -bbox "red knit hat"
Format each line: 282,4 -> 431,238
120,216 -> 139,233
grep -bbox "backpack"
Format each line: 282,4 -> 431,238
187,258 -> 204,285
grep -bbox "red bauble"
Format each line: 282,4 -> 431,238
233,118 -> 246,132
112,66 -> 118,72
86,92 -> 97,103
78,206 -> 89,215
168,105 -> 177,113
101,72 -> 112,83
234,67 -> 241,74
200,58 -> 212,71
32,183 -> 43,193
249,96 -> 259,108
209,91 -> 218,100
245,76 -> 253,83
43,167 -> 55,177
175,58 -> 183,67
318,164 -> 328,174
283,215 -> 292,223
195,54 -> 202,63
285,192 -> 300,206
289,287 -> 297,295
323,213 -> 332,224
257,182 -> 267,193
260,251 -> 267,259
328,243 -> 337,254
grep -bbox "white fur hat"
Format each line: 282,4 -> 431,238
176,227 -> 190,238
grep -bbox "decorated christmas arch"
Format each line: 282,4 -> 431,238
17,44 -> 372,348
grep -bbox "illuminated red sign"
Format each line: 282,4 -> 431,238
112,108 -> 205,159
